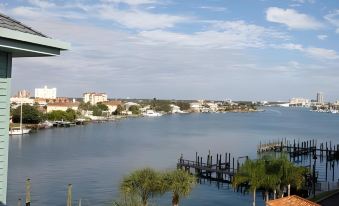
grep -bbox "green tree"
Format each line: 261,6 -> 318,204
78,102 -> 91,111
154,100 -> 171,113
234,159 -> 264,206
235,156 -> 308,203
92,106 -> 103,116
114,105 -> 124,115
47,109 -> 77,122
12,104 -> 43,124
65,108 -> 77,122
164,169 -> 196,206
120,168 -> 165,206
97,102 -> 109,111
175,102 -> 190,111
129,105 -> 140,115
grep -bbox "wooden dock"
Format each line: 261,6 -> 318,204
258,138 -> 339,183
258,139 -> 339,161
177,152 -> 246,183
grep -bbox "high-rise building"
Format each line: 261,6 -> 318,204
16,89 -> 30,98
316,92 -> 324,104
83,92 -> 108,105
35,85 -> 57,99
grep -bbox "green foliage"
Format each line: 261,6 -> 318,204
234,156 -> 308,202
12,104 -> 43,124
113,194 -> 144,206
79,102 -> 109,116
175,102 -> 190,111
129,105 -> 140,115
120,168 -> 195,206
78,102 -> 91,111
47,109 -> 77,122
163,169 -> 196,206
92,106 -> 103,116
120,168 -> 166,206
154,100 -> 171,113
97,102 -> 109,111
114,105 -> 124,115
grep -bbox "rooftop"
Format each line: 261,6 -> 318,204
266,195 -> 321,206
0,13 -> 47,37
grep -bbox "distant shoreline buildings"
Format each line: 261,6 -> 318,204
35,85 -> 57,99
83,92 -> 107,105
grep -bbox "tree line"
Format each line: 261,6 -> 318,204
234,156 -> 309,206
115,168 -> 196,206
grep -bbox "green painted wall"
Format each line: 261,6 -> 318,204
0,51 -> 11,204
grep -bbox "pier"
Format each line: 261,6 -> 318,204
257,138 -> 339,161
258,138 -> 339,188
177,152 -> 246,183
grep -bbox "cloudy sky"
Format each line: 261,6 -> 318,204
2,0 -> 339,101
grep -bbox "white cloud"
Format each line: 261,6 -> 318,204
97,6 -> 188,30
292,0 -> 315,3
28,0 -> 55,8
11,6 -> 87,20
277,43 -> 304,51
306,47 -> 339,59
12,6 -> 42,18
100,0 -> 157,6
324,10 -> 339,27
11,3 -> 186,30
317,34 -> 327,40
266,7 -> 323,29
277,43 -> 338,59
336,28 -> 339,34
138,21 -> 288,49
199,6 -> 227,12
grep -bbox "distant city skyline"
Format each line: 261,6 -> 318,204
2,0 -> 339,101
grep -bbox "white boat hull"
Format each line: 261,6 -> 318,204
9,128 -> 31,135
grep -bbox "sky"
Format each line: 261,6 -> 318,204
1,0 -> 339,101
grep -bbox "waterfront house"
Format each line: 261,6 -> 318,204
34,98 -> 48,106
170,104 -> 182,113
124,102 -> 140,110
48,97 -> 71,103
0,12 -> 69,204
266,195 -> 320,206
47,102 -> 80,113
190,102 -> 203,112
10,97 -> 34,107
206,102 -> 219,112
102,100 -> 122,114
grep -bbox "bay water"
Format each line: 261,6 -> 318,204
8,107 -> 339,205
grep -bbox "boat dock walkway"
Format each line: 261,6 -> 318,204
177,152 -> 245,183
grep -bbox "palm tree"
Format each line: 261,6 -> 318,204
164,169 -> 196,206
278,157 -> 308,197
234,159 -> 264,206
120,168 -> 166,206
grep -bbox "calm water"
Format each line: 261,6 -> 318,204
8,107 -> 339,206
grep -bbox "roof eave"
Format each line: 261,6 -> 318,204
0,27 -> 70,57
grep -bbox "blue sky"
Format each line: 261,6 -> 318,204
1,0 -> 339,101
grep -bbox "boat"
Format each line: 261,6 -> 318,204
142,110 -> 163,117
9,127 -> 31,135
41,120 -> 53,128
330,110 -> 338,114
9,99 -> 31,135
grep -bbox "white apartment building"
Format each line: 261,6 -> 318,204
83,92 -> 108,105
10,97 -> 34,106
35,85 -> 57,99
289,98 -> 310,107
